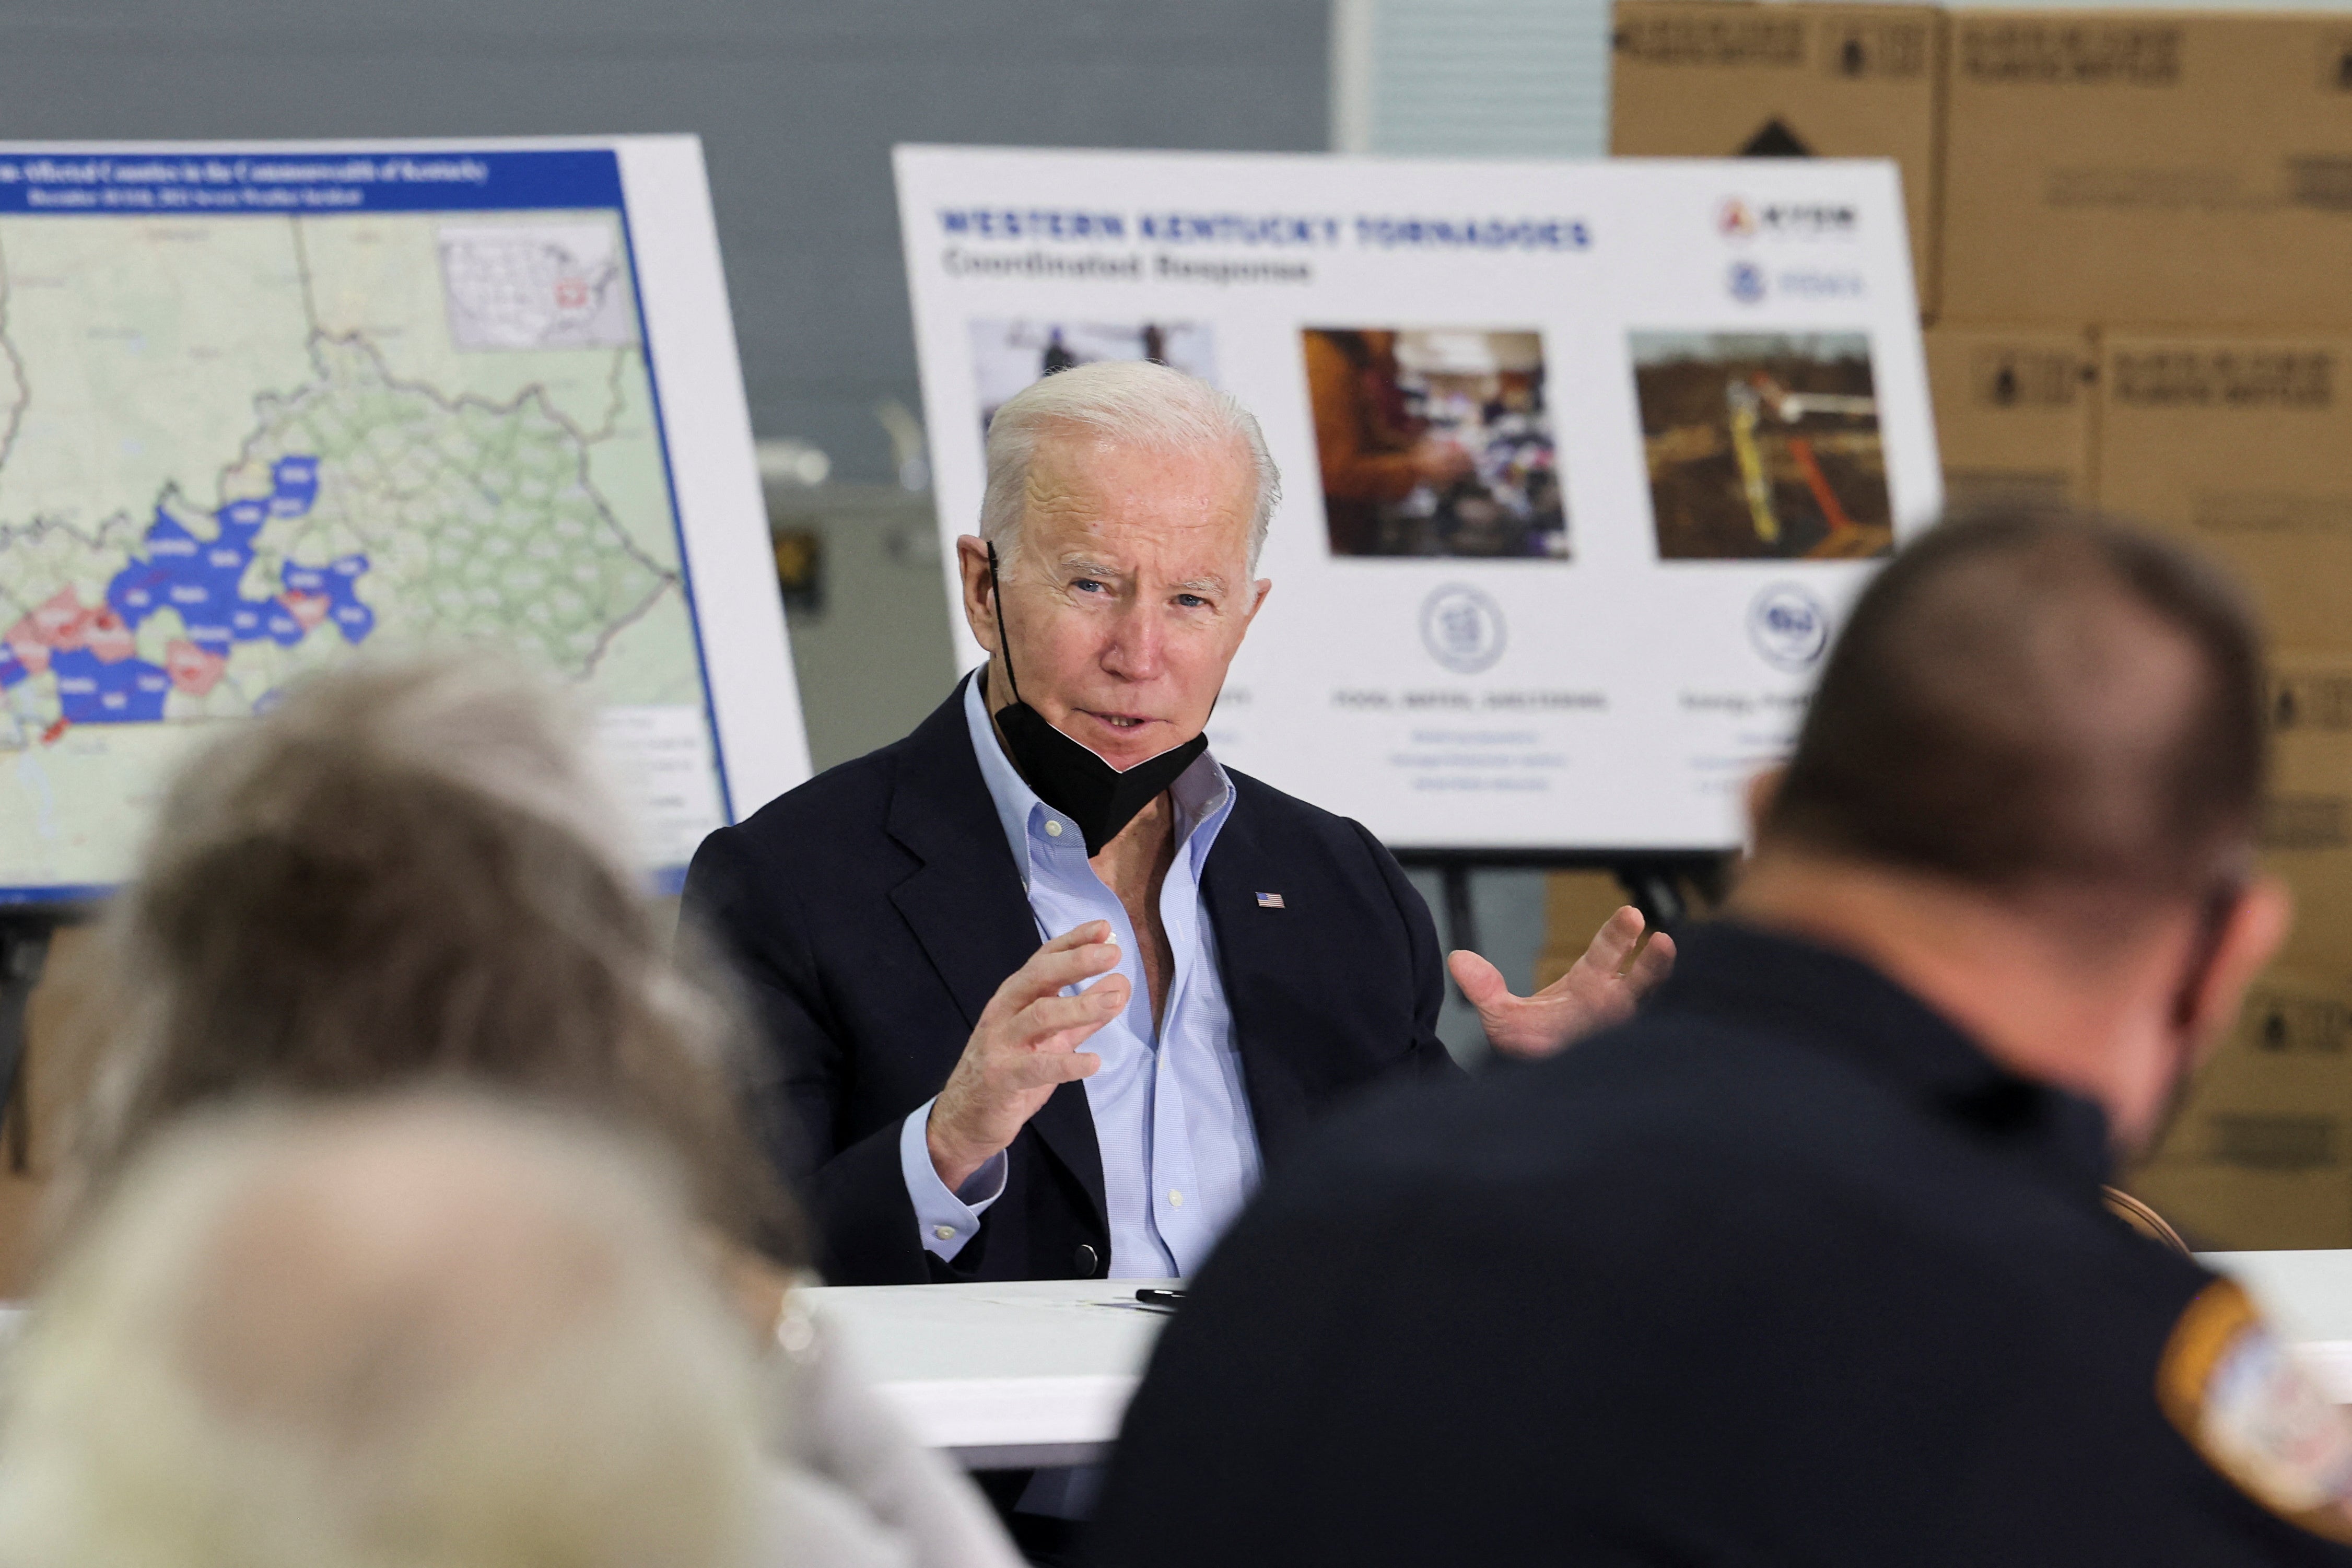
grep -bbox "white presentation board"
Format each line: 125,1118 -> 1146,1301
0,137 -> 806,903
896,146 -> 1940,853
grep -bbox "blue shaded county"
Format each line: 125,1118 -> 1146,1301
78,455 -> 370,720
51,646 -> 170,722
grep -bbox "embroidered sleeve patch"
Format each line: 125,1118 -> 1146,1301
2159,1277 -> 2352,1542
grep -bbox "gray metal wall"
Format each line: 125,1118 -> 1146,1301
0,1 -> 1330,483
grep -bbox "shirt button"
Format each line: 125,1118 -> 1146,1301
933,1225 -> 955,1241
1168,1189 -> 1185,1208
1045,819 -> 1064,837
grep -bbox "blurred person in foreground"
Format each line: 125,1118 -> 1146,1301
1,1096 -> 776,1568
1092,507 -> 2352,1566
54,655 -> 1018,1568
685,358 -> 1668,1295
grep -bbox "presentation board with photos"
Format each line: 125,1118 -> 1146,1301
0,138 -> 806,903
896,146 -> 1940,853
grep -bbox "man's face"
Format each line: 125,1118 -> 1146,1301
957,432 -> 1271,771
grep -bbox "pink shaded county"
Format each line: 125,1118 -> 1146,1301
4,634 -> 48,676
26,587 -> 91,651
84,608 -> 135,664
165,639 -> 227,697
278,590 -> 330,631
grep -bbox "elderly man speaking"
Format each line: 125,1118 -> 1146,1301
686,360 -> 1667,1290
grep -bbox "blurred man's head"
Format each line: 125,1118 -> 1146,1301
1739,506 -> 2290,1151
0,1096 -> 766,1568
957,359 -> 1280,771
72,654 -> 791,1260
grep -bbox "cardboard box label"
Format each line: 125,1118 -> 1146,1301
2289,157 -> 2352,212
2111,349 -> 2334,409
2207,1113 -> 2338,1168
1956,21 -> 2182,85
1968,344 -> 2084,409
1616,14 -> 1806,68
1616,8 -> 1931,77
2274,668 -> 2352,733
1820,17 -> 1934,79
2193,494 -> 2352,536
2244,981 -> 2352,1057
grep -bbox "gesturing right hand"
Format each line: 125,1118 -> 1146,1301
927,921 -> 1129,1191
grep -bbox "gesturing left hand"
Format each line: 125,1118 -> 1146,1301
1447,905 -> 1676,1061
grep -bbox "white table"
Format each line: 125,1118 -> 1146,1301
805,1256 -> 2352,1469
800,1278 -> 1177,1469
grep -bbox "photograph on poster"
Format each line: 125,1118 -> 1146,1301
1301,327 -> 1569,561
969,319 -> 1218,434
1631,331 -> 1893,562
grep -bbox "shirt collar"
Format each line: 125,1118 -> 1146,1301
959,668 -> 1235,888
1653,919 -> 2116,1186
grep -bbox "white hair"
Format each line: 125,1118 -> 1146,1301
979,357 -> 1281,571
0,1095 -> 767,1568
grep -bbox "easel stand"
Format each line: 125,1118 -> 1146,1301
0,912 -> 62,1176
1390,849 -> 1731,977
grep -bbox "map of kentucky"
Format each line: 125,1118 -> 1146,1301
0,203 -> 717,890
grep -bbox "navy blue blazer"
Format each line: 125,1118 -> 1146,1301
682,676 -> 1456,1285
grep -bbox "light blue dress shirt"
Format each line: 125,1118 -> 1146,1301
895,674 -> 1263,1279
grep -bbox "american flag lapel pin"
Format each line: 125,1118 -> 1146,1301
1256,892 -> 1286,909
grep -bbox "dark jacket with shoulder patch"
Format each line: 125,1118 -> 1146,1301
1093,922 -> 2352,1567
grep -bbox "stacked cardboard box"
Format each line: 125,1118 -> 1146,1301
2090,335 -> 2352,1238
2134,966 -> 2352,1249
1610,0 -> 1945,309
1920,323 -> 2098,507
1945,20 -> 2352,1246
2096,335 -> 2352,652
1942,12 -> 2352,330
1611,3 -> 2352,1247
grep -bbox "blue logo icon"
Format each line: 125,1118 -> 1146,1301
1748,584 -> 1830,671
1727,260 -> 1768,303
1420,584 -> 1507,674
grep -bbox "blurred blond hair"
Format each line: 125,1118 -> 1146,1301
0,1094 -> 766,1568
62,652 -> 797,1261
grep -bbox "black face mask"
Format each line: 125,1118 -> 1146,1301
985,543 -> 1208,856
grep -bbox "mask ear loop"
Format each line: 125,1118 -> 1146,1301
985,542 -> 1025,706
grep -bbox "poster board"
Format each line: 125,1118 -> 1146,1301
896,146 -> 1938,852
0,137 -> 805,902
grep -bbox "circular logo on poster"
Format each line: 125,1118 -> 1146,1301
1420,584 -> 1507,674
1717,196 -> 1758,239
1748,584 -> 1831,672
1727,260 -> 1768,304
